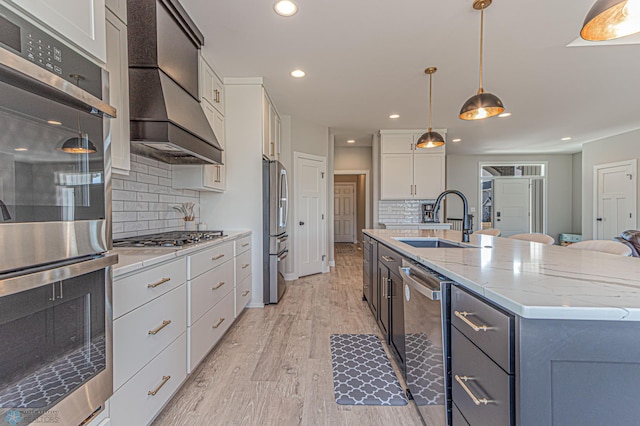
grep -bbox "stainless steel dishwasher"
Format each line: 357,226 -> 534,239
400,259 -> 452,425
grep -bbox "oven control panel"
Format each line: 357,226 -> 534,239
0,3 -> 102,98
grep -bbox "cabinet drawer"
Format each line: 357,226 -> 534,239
236,235 -> 251,255
113,284 -> 187,390
188,290 -> 234,372
235,273 -> 252,317
111,333 -> 187,426
451,285 -> 514,373
236,250 -> 252,283
189,241 -> 234,279
378,244 -> 402,271
451,327 -> 513,426
189,258 -> 234,325
113,257 -> 186,319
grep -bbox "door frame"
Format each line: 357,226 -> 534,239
293,151 -> 328,279
334,182 -> 357,243
478,161 -> 548,233
334,169 -> 371,231
593,159 -> 637,239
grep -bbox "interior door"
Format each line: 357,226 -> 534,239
334,182 -> 356,243
296,155 -> 325,277
493,178 -> 530,237
595,161 -> 636,240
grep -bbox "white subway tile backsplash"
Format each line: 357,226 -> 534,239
111,154 -> 201,238
378,199 -> 432,225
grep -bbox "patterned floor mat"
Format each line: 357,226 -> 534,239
404,333 -> 445,406
334,244 -> 359,254
330,334 -> 407,406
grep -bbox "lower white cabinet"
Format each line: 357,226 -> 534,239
111,333 -> 187,426
235,274 -> 252,318
189,258 -> 234,325
188,290 -> 234,370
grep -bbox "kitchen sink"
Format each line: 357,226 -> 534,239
394,238 -> 480,249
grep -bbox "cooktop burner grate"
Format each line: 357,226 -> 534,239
113,230 -> 225,248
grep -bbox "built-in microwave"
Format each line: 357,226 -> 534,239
0,2 -> 116,275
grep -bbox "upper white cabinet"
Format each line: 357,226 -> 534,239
105,0 -> 126,23
9,0 -> 107,63
262,91 -> 280,161
173,55 -> 226,192
380,130 -> 446,200
105,8 -> 130,175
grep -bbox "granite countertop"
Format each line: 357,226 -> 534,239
364,229 -> 640,321
111,230 -> 252,278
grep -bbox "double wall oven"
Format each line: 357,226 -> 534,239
0,4 -> 117,425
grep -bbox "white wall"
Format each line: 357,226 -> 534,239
572,152 -> 582,234
581,128 -> 640,239
334,146 -> 372,171
446,154 -> 575,241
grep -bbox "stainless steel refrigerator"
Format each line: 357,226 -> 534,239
263,159 -> 289,304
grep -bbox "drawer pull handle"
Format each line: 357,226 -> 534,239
148,375 -> 171,396
241,263 -> 250,269
242,290 -> 250,296
212,254 -> 225,261
147,277 -> 170,289
212,317 -> 226,329
212,281 -> 225,290
148,320 -> 171,335
242,243 -> 250,247
381,255 -> 395,262
454,311 -> 492,332
455,375 -> 491,405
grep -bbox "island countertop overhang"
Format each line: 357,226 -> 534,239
363,229 -> 640,321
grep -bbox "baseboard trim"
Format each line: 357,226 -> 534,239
329,261 -> 336,267
284,272 -> 298,281
247,302 -> 265,309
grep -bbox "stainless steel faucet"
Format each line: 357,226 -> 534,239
0,199 -> 11,221
432,190 -> 473,242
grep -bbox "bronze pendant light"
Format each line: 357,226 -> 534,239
58,74 -> 97,154
581,0 -> 640,41
416,67 -> 445,148
459,0 -> 505,121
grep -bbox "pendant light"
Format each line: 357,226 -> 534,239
581,0 -> 640,41
416,67 -> 445,149
58,74 -> 97,154
459,0 -> 505,121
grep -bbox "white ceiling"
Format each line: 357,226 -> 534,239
182,0 -> 640,155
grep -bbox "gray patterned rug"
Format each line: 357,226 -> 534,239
404,333 -> 445,406
330,334 -> 408,406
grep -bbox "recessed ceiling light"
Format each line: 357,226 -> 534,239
290,69 -> 306,78
452,138 -> 462,142
347,140 -> 355,144
14,148 -> 28,151
389,114 -> 400,119
561,136 -> 572,141
274,0 -> 298,17
498,112 -> 511,118
47,120 -> 62,125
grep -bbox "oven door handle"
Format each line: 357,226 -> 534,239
0,47 -> 117,118
0,254 -> 118,298
399,265 -> 442,301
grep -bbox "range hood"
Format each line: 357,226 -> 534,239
127,0 -> 222,165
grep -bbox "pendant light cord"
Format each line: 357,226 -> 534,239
428,72 -> 433,131
478,2 -> 485,94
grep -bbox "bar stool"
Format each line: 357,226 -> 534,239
508,233 -> 555,245
475,229 -> 501,236
566,240 -> 632,256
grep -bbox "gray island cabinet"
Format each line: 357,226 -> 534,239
363,228 -> 640,426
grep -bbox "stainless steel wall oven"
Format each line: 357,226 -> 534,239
0,3 -> 117,425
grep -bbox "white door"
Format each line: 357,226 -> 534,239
493,178 -> 530,237
295,154 -> 326,277
334,183 -> 356,243
595,161 -> 636,240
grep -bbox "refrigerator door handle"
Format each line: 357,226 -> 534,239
280,168 -> 289,229
277,250 -> 289,262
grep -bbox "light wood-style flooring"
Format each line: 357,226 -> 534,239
153,244 -> 423,426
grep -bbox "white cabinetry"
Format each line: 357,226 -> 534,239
105,0 -> 126,23
111,257 -> 188,426
263,91 -> 280,161
235,235 -> 252,316
380,130 -> 446,200
8,0 -> 107,63
173,56 -> 226,192
105,8 -> 130,174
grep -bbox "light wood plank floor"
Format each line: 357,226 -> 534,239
153,244 -> 423,426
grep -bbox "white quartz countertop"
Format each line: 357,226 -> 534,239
364,229 -> 640,321
111,230 -> 251,278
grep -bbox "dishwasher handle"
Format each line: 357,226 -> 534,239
399,265 -> 442,301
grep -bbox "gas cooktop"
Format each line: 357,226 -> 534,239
113,230 -> 225,248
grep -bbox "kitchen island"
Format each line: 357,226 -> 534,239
364,229 -> 640,426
